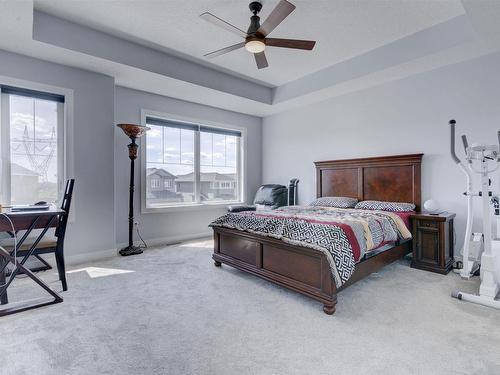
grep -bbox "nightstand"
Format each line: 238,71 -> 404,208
410,212 -> 456,274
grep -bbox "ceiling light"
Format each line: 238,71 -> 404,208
245,40 -> 265,53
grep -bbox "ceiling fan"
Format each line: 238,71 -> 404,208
200,0 -> 316,69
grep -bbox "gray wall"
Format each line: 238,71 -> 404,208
263,51 -> 500,251
5,44 -> 498,260
0,50 -> 116,261
114,86 -> 262,246
0,50 -> 262,261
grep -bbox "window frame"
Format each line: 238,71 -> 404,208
0,78 -> 74,214
140,109 -> 246,213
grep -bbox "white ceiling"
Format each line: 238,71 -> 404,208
33,0 -> 465,86
1,1 -> 500,117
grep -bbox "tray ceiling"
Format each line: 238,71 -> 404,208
34,0 -> 465,86
1,1 -> 500,116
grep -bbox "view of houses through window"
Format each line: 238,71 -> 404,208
145,117 -> 241,207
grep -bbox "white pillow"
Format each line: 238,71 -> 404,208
354,200 -> 416,212
309,197 -> 358,209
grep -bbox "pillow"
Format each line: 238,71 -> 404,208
309,196 -> 358,209
354,200 -> 416,212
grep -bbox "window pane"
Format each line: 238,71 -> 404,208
226,136 -> 237,167
200,133 -> 239,202
180,129 -> 194,164
212,134 -> 226,167
146,125 -> 195,207
146,125 -> 163,163
164,127 -> 181,164
9,95 -> 59,205
200,132 -> 212,166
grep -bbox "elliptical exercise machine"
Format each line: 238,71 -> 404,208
449,119 -> 500,309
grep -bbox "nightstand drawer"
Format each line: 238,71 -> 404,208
417,220 -> 438,229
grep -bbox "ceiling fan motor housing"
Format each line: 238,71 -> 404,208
247,2 -> 263,35
246,35 -> 265,45
247,16 -> 261,35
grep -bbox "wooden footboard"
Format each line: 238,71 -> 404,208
212,227 -> 411,315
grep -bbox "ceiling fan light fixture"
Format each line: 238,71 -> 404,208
201,1 -> 315,69
245,40 -> 265,53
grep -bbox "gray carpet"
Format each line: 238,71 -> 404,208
1,238 -> 499,375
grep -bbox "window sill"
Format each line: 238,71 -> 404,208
142,201 -> 244,214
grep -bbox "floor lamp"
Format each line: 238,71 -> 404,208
117,123 -> 150,256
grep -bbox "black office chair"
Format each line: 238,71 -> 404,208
228,184 -> 288,213
5,179 -> 75,291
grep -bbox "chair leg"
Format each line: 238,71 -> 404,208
54,245 -> 67,292
0,257 -> 8,305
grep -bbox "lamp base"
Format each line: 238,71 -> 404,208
119,245 -> 143,256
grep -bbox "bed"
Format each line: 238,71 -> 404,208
210,154 -> 423,314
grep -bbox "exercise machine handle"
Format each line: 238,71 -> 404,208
449,120 -> 460,164
461,135 -> 469,154
498,131 -> 500,161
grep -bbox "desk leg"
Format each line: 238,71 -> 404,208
0,247 -> 62,316
0,257 -> 8,305
0,214 -> 62,315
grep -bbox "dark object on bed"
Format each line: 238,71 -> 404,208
213,154 -> 423,315
227,205 -> 256,213
228,184 -> 288,212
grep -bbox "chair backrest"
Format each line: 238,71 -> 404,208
253,184 -> 288,209
55,179 -> 75,238
61,179 -> 75,213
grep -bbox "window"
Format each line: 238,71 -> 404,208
219,182 -> 233,189
0,85 -> 65,205
144,116 -> 243,208
200,128 -> 239,202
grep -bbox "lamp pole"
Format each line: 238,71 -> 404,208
117,123 -> 150,256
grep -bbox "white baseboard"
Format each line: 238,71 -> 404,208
66,248 -> 118,266
144,231 -> 212,248
117,231 -> 212,250
66,231 -> 213,267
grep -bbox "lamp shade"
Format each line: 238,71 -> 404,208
117,123 -> 150,138
424,199 -> 440,214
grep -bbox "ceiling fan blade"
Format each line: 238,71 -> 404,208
257,0 -> 296,36
200,12 -> 247,38
266,38 -> 316,50
204,42 -> 245,58
254,52 -> 269,69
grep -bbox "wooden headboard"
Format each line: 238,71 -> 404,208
314,154 -> 423,211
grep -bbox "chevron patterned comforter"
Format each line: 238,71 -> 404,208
210,206 -> 412,287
